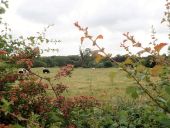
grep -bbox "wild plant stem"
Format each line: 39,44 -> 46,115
79,27 -> 170,114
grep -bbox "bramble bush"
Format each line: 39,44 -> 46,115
1,0 -> 170,128
0,1 -> 100,128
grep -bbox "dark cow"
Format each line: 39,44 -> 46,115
43,68 -> 50,73
146,61 -> 156,68
144,60 -> 156,68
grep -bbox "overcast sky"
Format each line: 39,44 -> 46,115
3,0 -> 169,56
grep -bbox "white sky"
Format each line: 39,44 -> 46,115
2,0 -> 170,56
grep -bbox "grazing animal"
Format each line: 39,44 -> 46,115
18,68 -> 27,74
18,68 -> 29,80
18,70 -> 24,74
146,61 -> 156,68
43,68 -> 50,73
144,60 -> 156,68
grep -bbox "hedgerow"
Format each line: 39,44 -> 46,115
0,0 -> 170,128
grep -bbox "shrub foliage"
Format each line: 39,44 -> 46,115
1,0 -> 170,128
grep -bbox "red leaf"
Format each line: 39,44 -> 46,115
96,35 -> 103,40
0,50 -> 8,55
154,43 -> 167,52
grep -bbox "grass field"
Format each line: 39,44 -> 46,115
32,67 -> 137,102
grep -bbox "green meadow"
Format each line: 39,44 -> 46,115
32,67 -> 137,102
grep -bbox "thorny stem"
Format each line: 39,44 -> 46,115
122,33 -> 157,56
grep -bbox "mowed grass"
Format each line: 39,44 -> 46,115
31,67 -> 137,102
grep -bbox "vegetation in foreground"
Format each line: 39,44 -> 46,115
0,0 -> 170,128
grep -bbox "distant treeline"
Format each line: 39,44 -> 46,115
32,54 -> 168,68
32,55 -> 125,68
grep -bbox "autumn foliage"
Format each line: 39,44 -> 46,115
1,0 -> 170,127
74,1 -> 170,126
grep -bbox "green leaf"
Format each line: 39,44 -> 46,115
160,118 -> 170,127
0,42 -> 4,48
131,91 -> 139,99
157,97 -> 167,104
165,86 -> 170,95
0,98 -> 11,114
167,100 -> 170,109
10,124 -> 24,128
0,7 -> 5,14
119,110 -> 128,124
38,36 -> 43,42
126,86 -> 139,99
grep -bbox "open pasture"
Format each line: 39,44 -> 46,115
32,67 -> 137,102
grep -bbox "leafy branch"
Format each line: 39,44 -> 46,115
74,22 -> 170,114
